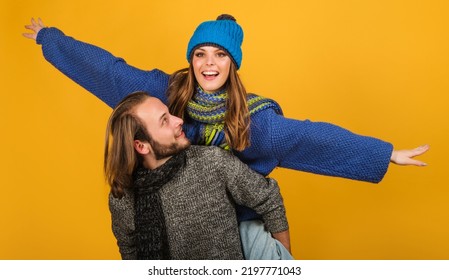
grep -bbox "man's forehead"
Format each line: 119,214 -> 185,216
136,97 -> 167,119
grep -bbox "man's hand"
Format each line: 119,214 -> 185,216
23,18 -> 45,41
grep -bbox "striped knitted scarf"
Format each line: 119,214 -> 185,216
133,150 -> 186,260
186,86 -> 283,150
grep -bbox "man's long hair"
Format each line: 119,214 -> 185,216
104,91 -> 151,198
167,62 -> 250,151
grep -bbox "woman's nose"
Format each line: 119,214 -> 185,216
205,54 -> 215,65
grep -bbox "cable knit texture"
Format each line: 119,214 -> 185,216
109,146 -> 288,260
38,27 -> 394,222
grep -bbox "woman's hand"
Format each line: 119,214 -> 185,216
272,230 -> 291,253
23,18 -> 45,41
390,144 -> 429,166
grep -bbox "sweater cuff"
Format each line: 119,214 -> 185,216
263,207 -> 289,233
36,27 -> 64,45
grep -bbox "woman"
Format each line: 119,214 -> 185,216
23,15 -> 428,259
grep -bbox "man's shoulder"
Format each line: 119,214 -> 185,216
186,145 -> 230,158
184,146 -> 240,176
187,145 -> 230,156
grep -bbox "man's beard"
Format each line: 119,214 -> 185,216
150,138 -> 191,160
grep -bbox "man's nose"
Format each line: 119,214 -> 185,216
172,115 -> 183,126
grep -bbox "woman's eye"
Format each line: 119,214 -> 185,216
217,52 -> 227,57
194,52 -> 204,57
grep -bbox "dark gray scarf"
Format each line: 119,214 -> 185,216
133,150 -> 186,260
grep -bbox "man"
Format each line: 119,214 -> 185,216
104,91 -> 290,260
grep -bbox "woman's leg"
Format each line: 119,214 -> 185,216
239,220 -> 294,260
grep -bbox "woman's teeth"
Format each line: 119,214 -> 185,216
202,71 -> 218,76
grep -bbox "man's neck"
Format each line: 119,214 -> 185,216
143,156 -> 172,170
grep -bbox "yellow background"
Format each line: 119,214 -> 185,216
1,0 -> 447,259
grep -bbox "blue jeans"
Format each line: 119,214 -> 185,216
239,220 -> 294,260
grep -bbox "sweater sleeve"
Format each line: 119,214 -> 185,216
108,191 -> 137,260
235,109 -> 393,183
263,110 -> 394,183
36,27 -> 170,108
213,148 -> 289,234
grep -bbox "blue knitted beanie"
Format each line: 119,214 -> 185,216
186,14 -> 244,69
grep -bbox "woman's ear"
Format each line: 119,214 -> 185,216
134,140 -> 151,155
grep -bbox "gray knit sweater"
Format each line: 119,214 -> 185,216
109,146 -> 288,260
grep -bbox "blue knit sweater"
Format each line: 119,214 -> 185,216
36,27 -> 393,220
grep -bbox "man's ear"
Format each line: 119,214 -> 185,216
134,140 -> 151,155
